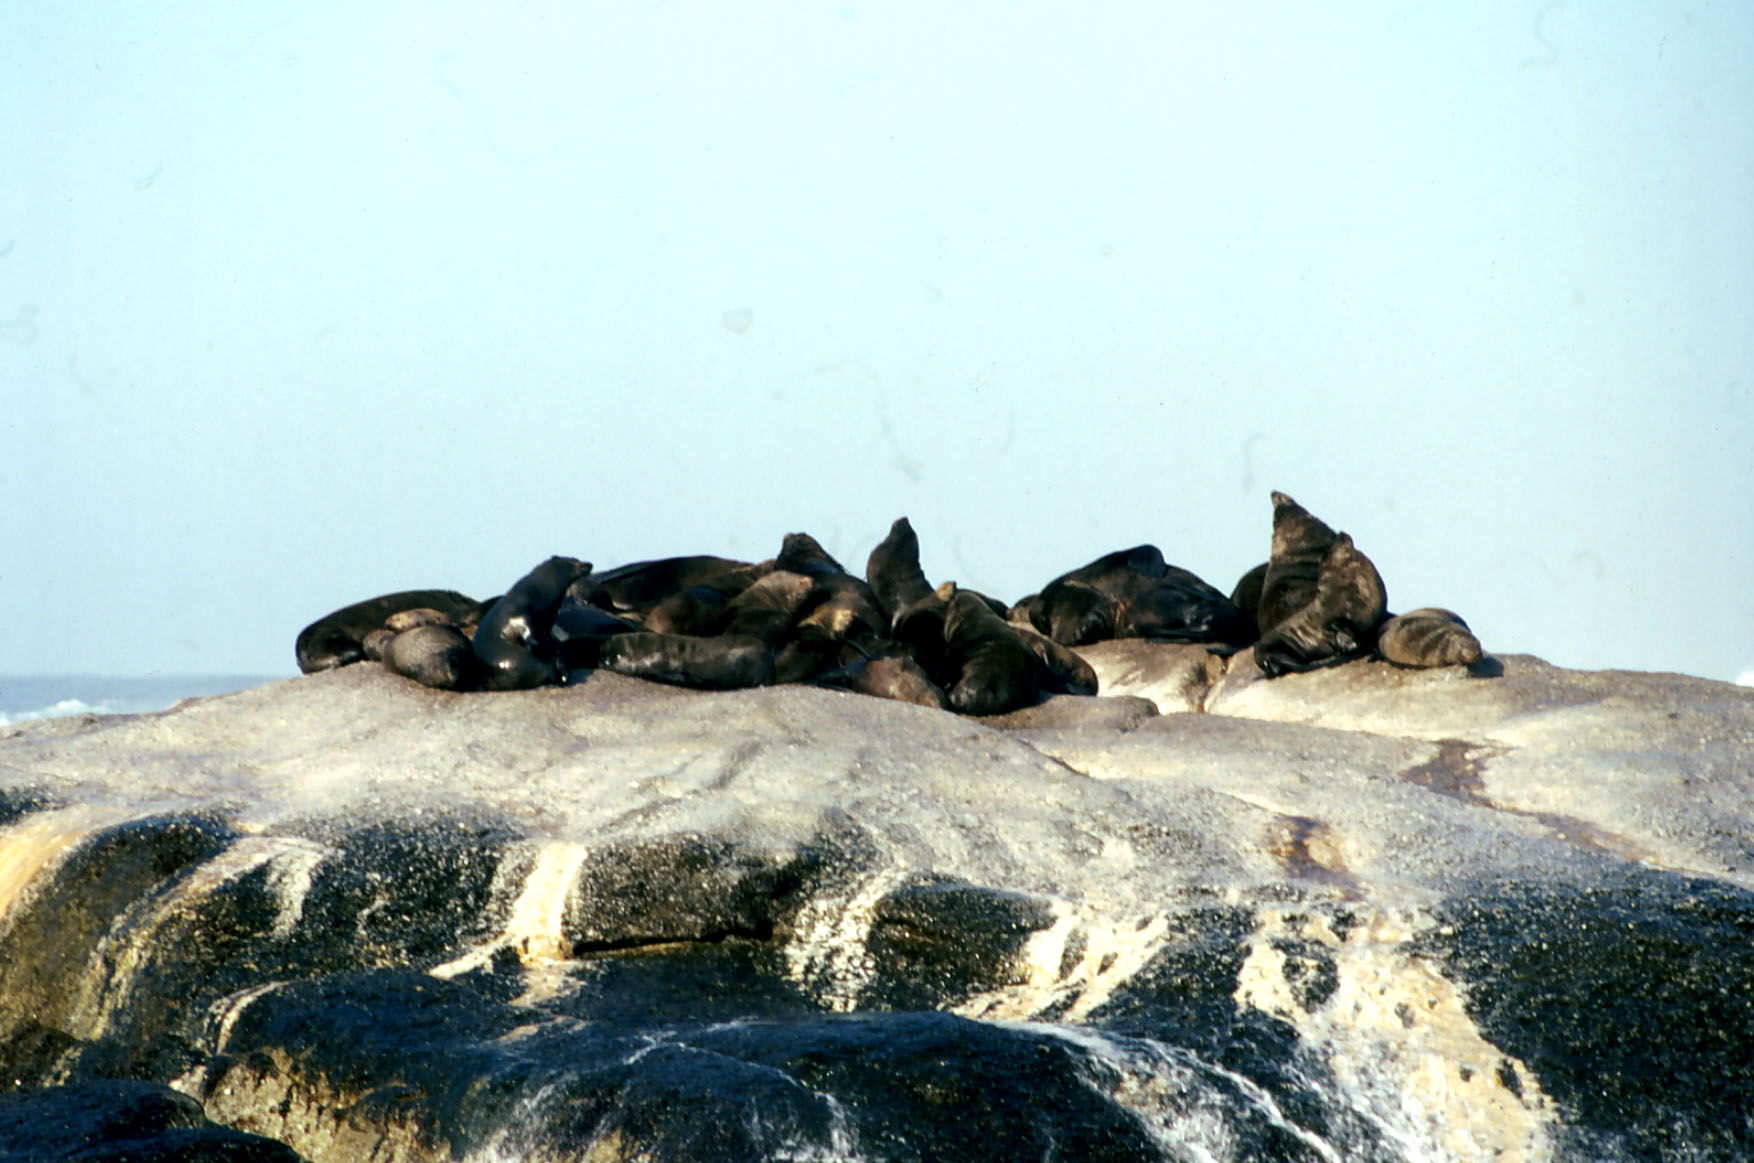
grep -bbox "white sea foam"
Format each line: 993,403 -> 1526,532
0,675 -> 277,727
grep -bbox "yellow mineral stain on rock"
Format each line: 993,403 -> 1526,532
0,805 -> 132,928
1236,906 -> 1555,1162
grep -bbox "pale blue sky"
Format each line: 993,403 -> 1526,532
4,3 -> 1751,681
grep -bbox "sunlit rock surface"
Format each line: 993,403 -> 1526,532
2,652 -> 1751,1161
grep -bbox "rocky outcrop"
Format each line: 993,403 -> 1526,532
1,649 -> 1751,1161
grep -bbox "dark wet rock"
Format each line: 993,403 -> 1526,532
0,1080 -> 301,1161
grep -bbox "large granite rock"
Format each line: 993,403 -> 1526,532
1,650 -> 1750,1161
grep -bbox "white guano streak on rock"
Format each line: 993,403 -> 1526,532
1019,1021 -> 1344,1163
783,866 -> 910,1012
1235,906 -> 1555,1163
61,836 -> 315,1045
954,903 -> 1171,1024
431,840 -> 592,991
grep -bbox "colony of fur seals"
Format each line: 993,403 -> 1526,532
293,493 -> 1491,713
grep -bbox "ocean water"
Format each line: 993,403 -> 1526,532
0,675 -> 283,727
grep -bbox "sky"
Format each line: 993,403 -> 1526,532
3,3 -> 1751,683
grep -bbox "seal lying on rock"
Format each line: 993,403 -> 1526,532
1023,547 -> 1251,648
382,624 -> 480,691
1376,608 -> 1483,669
295,590 -> 482,674
595,632 -> 776,690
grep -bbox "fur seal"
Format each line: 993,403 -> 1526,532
1114,573 -> 1252,645
722,571 -> 817,646
1028,546 -> 1247,646
865,517 -> 934,631
774,532 -> 887,650
1376,608 -> 1482,669
943,588 -> 1047,716
551,597 -> 639,670
589,556 -> 758,613
473,556 -> 591,690
892,581 -> 957,685
295,590 -> 481,674
595,631 -> 775,690
1028,579 -> 1118,646
1256,492 -> 1339,637
1011,623 -> 1100,696
1229,563 -> 1268,631
1254,533 -> 1387,677
382,623 -> 479,690
813,648 -> 948,709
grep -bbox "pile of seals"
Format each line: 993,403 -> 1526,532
294,492 -> 1485,716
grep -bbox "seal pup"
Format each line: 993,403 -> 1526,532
473,556 -> 591,690
943,588 -> 1048,716
865,517 -> 934,631
595,632 -> 775,690
295,589 -> 480,674
1376,608 -> 1483,669
1254,533 -> 1387,677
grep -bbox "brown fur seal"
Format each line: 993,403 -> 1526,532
552,596 -> 640,670
865,517 -> 934,631
295,590 -> 481,674
383,623 -> 480,691
1254,533 -> 1387,677
722,570 -> 817,646
589,556 -> 758,613
595,632 -> 775,690
1027,546 -> 1247,646
813,649 -> 948,709
1256,492 -> 1340,638
943,589 -> 1047,716
1229,563 -> 1268,630
1027,579 -> 1118,646
893,581 -> 958,685
1376,608 -> 1482,668
473,556 -> 592,690
1011,623 -> 1100,696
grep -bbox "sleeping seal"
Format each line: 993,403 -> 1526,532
595,632 -> 776,690
1376,608 -> 1483,669
295,589 -> 481,674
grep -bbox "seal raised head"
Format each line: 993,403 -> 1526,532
1254,533 -> 1387,677
473,556 -> 591,690
865,517 -> 934,632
